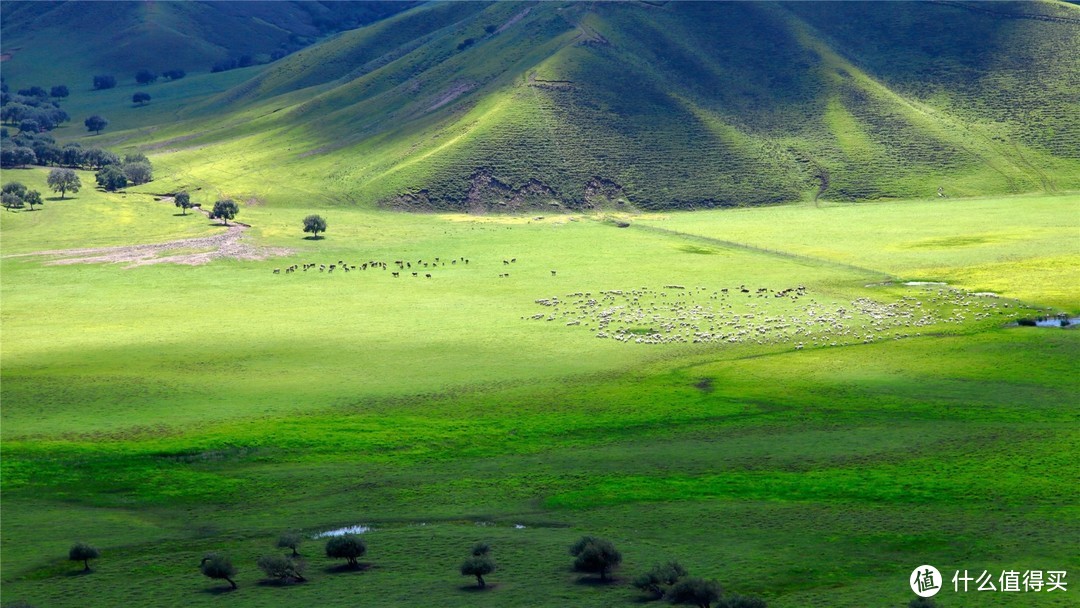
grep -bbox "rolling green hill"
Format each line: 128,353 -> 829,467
6,1 -> 1080,210
0,1 -> 416,86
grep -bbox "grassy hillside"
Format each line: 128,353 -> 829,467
43,0 -> 1079,212
0,1 -> 416,87
1,174 -> 1077,606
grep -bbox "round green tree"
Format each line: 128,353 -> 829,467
211,199 -> 239,225
200,553 -> 237,589
325,534 -> 366,568
668,577 -> 722,608
68,542 -> 100,572
303,214 -> 327,238
569,536 -> 622,581
47,168 -> 81,199
277,531 -> 302,557
460,555 -> 495,589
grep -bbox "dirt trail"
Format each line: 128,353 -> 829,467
5,199 -> 292,267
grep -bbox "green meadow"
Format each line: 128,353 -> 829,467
1,166 -> 1077,606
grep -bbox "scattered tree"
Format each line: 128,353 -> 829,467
569,536 -> 622,581
18,119 -> 40,134
302,214 -> 327,238
3,182 -> 28,198
2,192 -> 25,211
2,146 -> 37,167
122,161 -> 153,185
174,191 -> 192,215
95,166 -> 128,191
257,554 -> 307,583
92,75 -> 116,90
325,534 -> 366,568
211,199 -> 239,225
277,531 -> 302,557
460,556 -> 495,589
668,577 -> 722,608
721,595 -> 768,608
50,85 -> 70,98
47,168 -> 81,199
135,69 -> 158,85
471,542 -> 490,557
84,115 -> 108,135
132,92 -> 151,106
162,69 -> 186,81
200,553 -> 237,589
68,542 -> 100,572
23,189 -> 43,211
484,24 -> 497,34
633,561 -> 688,599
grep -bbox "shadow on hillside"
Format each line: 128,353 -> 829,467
458,583 -> 498,592
575,575 -> 622,586
198,585 -> 237,595
322,562 -> 374,574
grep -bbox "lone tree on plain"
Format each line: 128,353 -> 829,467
668,577 -> 722,608
211,199 -> 239,225
303,214 -> 327,238
633,560 -> 688,599
84,115 -> 108,134
174,191 -> 192,215
47,168 -> 81,199
277,531 -> 302,557
570,536 -> 622,582
92,75 -> 116,90
325,534 -> 366,568
461,556 -> 496,589
200,553 -> 237,589
460,542 -> 495,589
257,554 -> 307,583
135,69 -> 158,85
69,542 -> 100,572
132,92 -> 151,106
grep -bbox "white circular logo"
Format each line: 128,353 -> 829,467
910,565 -> 942,597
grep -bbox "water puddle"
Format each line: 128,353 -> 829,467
314,525 -> 370,538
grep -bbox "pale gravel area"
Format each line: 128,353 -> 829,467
4,199 -> 292,268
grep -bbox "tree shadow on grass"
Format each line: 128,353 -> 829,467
575,575 -> 622,586
45,196 -> 68,202
256,579 -> 307,587
302,235 -> 325,240
198,585 -> 237,595
63,569 -> 94,577
322,562 -> 374,574
458,584 -> 499,592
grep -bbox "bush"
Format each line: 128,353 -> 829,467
92,75 -> 116,90
277,531 -> 302,556
569,536 -> 621,581
200,553 -> 237,589
668,577 -> 722,608
325,534 -> 366,568
257,554 -> 306,583
68,542 -> 100,571
460,556 -> 495,588
632,560 -> 688,599
133,92 -> 151,106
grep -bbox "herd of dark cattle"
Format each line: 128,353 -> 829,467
271,256 -> 559,279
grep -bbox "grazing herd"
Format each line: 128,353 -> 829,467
271,255 -> 560,281
527,284 -> 1027,348
272,256 -> 483,277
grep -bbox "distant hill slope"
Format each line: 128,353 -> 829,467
0,1 -> 416,85
20,1 -> 1080,210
